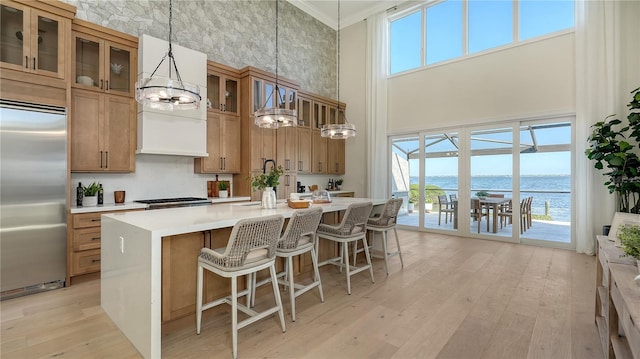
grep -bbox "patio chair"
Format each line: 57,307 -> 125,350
470,198 -> 490,233
437,195 -> 455,225
498,198 -> 528,234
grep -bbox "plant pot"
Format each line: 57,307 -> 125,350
408,203 -> 414,213
261,187 -> 277,209
425,203 -> 433,212
83,195 -> 98,207
219,190 -> 228,198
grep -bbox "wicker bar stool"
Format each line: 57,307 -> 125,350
251,207 -> 324,322
316,202 -> 374,295
196,215 -> 285,359
365,198 -> 404,275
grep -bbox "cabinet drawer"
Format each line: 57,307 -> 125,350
73,227 -> 101,251
622,305 -> 640,358
71,249 -> 101,275
73,212 -> 103,229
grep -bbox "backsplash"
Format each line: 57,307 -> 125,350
71,155 -> 232,204
61,0 -> 336,98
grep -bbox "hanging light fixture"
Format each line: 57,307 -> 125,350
254,0 -> 297,128
321,0 -> 356,139
135,0 -> 201,111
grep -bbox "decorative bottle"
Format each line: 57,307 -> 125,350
76,182 -> 83,207
97,184 -> 104,205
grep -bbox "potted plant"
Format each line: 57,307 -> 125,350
475,190 -> 489,199
334,179 -> 343,190
82,181 -> 100,207
618,224 -> 640,277
249,166 -> 284,209
586,87 -> 640,214
408,194 -> 417,213
218,181 -> 229,198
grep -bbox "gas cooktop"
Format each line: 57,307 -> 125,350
134,197 -> 211,209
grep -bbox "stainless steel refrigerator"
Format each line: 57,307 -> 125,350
0,99 -> 67,299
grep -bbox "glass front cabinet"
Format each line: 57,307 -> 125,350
72,21 -> 136,97
0,1 -> 73,79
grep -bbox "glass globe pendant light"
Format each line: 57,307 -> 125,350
321,0 -> 356,139
254,0 -> 297,128
135,0 -> 201,111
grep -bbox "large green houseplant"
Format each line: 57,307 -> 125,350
585,87 -> 640,214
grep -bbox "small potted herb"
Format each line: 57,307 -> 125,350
619,224 -> 640,269
218,181 -> 229,198
475,190 -> 489,199
82,181 -> 100,207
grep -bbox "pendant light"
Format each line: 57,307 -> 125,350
254,0 -> 297,128
321,0 -> 356,139
135,0 -> 201,111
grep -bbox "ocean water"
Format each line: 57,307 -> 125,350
410,175 -> 571,222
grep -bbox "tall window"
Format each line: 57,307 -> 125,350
389,0 -> 575,75
426,1 -> 462,65
468,0 -> 512,53
389,11 -> 421,74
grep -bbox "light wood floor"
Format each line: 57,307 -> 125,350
1,230 -> 603,359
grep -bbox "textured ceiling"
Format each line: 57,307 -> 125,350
287,0 -> 405,29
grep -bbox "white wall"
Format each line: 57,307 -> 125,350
71,156 -> 232,204
388,33 -> 576,133
340,21 -> 368,198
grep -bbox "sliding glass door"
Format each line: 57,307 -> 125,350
389,117 -> 573,247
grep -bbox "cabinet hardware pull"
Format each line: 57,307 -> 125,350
100,150 -> 103,168
223,157 -> 226,170
92,259 -> 101,263
25,56 -> 29,68
91,237 -> 100,241
100,79 -> 104,89
106,80 -> 109,90
285,159 -> 290,171
223,104 -> 226,112
90,218 -> 101,222
105,151 -> 109,168
219,157 -> 223,170
33,57 -> 36,70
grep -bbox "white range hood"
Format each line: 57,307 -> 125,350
136,34 -> 208,157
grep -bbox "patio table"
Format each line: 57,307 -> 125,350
479,197 -> 512,233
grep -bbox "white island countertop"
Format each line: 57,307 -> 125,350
70,196 -> 251,214
100,197 -> 385,359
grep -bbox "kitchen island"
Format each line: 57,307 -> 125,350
100,197 -> 385,359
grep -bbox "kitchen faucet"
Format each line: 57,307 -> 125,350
262,159 -> 276,174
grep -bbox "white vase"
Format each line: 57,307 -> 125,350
261,187 -> 277,209
219,190 -> 228,198
83,195 -> 98,207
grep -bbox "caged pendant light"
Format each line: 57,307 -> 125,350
254,0 -> 297,128
135,0 -> 201,111
321,0 -> 356,139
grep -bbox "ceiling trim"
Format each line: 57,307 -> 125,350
287,0 -> 398,30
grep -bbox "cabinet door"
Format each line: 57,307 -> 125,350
221,115 -> 241,173
276,173 -> 295,200
207,73 -> 221,112
104,95 -> 134,172
32,9 -> 66,78
224,76 -> 239,115
72,32 -> 102,90
196,113 -> 222,173
106,41 -> 134,96
298,96 -> 312,127
71,89 -> 102,171
312,129 -> 326,174
327,138 -> 345,174
0,3 -> 29,72
276,126 -> 297,172
297,127 -> 312,174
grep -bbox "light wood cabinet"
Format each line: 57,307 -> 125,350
71,19 -> 136,97
595,234 -> 640,359
327,138 -> 346,174
0,0 -> 73,80
206,62 -> 239,115
67,209 -> 142,285
276,172 -> 296,200
311,129 -> 327,174
194,112 -> 241,173
276,126 -> 297,172
297,127 -> 312,174
71,88 -> 135,172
